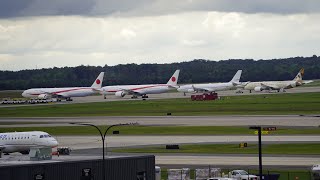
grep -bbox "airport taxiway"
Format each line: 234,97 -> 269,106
1,153 -> 319,167
1,115 -> 319,127
55,135 -> 320,150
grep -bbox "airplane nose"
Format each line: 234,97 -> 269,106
50,139 -> 59,147
21,91 -> 26,97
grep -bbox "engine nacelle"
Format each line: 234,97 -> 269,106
187,89 -> 195,93
254,86 -> 263,92
115,91 -> 126,97
38,94 -> 48,99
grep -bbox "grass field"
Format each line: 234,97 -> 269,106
1,126 -> 320,135
113,143 -> 320,155
0,92 -> 319,117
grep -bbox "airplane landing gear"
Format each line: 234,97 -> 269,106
66,98 -> 73,101
104,95 -> 107,99
142,95 -> 149,98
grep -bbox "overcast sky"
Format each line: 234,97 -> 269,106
1,0 -> 320,71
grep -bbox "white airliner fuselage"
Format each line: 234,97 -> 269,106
101,70 -> 180,98
101,84 -> 174,96
177,82 -> 235,93
22,72 -> 104,100
243,68 -> 312,92
177,70 -> 242,93
0,131 -> 58,154
22,87 -> 98,99
244,80 -> 298,92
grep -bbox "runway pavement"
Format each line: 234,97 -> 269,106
1,115 -> 319,127
55,135 -> 320,149
1,154 -> 318,167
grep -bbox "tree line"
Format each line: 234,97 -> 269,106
0,55 -> 319,90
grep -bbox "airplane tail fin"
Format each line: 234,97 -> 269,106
230,70 -> 242,84
91,72 -> 105,89
166,70 -> 180,87
293,68 -> 304,81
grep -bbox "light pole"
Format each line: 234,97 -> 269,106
70,122 -> 135,180
249,126 -> 262,180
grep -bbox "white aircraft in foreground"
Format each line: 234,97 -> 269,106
0,131 -> 58,154
100,70 -> 180,99
22,72 -> 105,101
177,70 -> 242,94
244,68 -> 313,93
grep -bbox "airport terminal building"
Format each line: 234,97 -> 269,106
0,155 -> 155,180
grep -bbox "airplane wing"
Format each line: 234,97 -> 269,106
260,83 -> 280,90
119,88 -> 143,96
235,81 -> 250,88
192,85 -> 214,92
302,80 -> 314,84
41,91 -> 66,98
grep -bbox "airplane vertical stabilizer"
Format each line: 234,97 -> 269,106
166,70 -> 180,86
230,70 -> 242,83
91,72 -> 105,89
293,68 -> 304,81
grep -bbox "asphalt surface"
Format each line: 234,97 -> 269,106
1,153 -> 318,167
1,115 -> 319,127
55,135 -> 320,149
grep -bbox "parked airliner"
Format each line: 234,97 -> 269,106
100,70 -> 180,99
177,70 -> 242,94
244,68 -> 313,93
0,131 -> 58,154
22,72 -> 104,101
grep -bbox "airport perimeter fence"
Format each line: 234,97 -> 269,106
158,166 -> 314,180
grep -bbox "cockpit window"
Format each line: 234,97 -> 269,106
40,134 -> 51,138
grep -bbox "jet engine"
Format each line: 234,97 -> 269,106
38,94 -> 48,99
115,91 -> 126,97
254,86 -> 264,92
20,150 -> 30,155
187,89 -> 195,93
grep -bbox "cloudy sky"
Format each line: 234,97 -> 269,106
1,0 -> 320,71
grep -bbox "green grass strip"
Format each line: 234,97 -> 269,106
0,92 -> 320,117
113,143 -> 320,155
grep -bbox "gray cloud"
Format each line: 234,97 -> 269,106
1,0 -> 320,18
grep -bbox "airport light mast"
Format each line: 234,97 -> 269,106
69,122 -> 136,180
249,126 -> 263,180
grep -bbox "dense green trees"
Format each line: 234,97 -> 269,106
0,56 -> 319,90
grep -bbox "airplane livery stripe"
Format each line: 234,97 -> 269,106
28,87 -> 93,95
106,84 -> 169,92
51,87 -> 93,94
